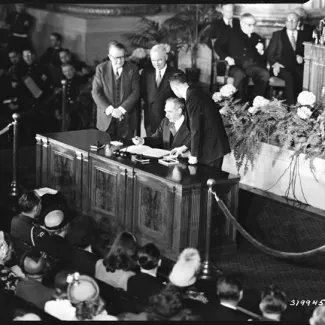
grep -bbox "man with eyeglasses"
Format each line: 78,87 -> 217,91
140,44 -> 182,136
92,41 -> 140,139
214,13 -> 269,101
267,12 -> 309,106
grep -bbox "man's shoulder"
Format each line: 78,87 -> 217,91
124,61 -> 139,73
271,29 -> 283,39
96,60 -> 110,71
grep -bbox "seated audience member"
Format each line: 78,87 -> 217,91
10,190 -> 42,259
59,49 -> 92,79
132,97 -> 191,157
127,243 -> 165,300
310,305 -> 325,325
215,274 -> 250,321
71,274 -> 118,321
40,32 -> 63,67
259,284 -> 287,321
293,7 -> 313,42
15,251 -> 54,309
13,313 -> 41,321
214,13 -> 269,100
267,12 -> 309,106
0,231 -> 21,293
95,231 -> 138,291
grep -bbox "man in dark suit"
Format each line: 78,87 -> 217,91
214,13 -> 269,100
40,32 -> 63,68
169,72 -> 230,169
92,41 -> 140,139
140,44 -> 182,136
293,7 -> 314,42
267,12 -> 309,105
132,97 -> 191,155
210,4 -> 240,41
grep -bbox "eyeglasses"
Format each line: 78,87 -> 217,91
286,19 -> 298,23
109,54 -> 125,61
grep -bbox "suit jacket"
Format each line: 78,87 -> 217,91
140,65 -> 182,134
92,60 -> 140,132
127,273 -> 165,300
185,86 -> 230,165
214,28 -> 267,67
267,28 -> 309,72
209,17 -> 240,40
214,304 -> 250,321
298,23 -> 314,42
144,115 -> 191,150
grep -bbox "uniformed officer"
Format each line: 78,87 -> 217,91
5,4 -> 33,53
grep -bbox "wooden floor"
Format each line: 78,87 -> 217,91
1,143 -> 325,322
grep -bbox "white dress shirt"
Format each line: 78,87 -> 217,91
286,29 -> 298,42
156,64 -> 167,83
223,17 -> 233,27
174,114 -> 185,133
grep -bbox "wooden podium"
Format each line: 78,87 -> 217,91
36,130 -> 240,261
303,42 -> 325,101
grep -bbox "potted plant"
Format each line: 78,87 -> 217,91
162,4 -> 220,84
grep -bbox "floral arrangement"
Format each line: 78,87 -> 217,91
213,87 -> 325,175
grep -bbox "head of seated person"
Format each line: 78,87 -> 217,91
61,63 -> 76,80
137,243 -> 161,276
103,231 -> 138,273
18,190 -> 42,219
0,231 -> 14,265
8,50 -> 22,66
147,283 -> 199,320
216,274 -> 244,307
22,49 -> 36,66
67,272 -> 115,320
59,49 -> 72,65
52,268 -> 76,299
20,250 -> 49,281
259,284 -> 287,321
310,305 -> 325,325
50,32 -> 62,50
168,247 -> 201,290
39,203 -> 71,238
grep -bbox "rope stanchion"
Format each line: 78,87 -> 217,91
207,178 -> 325,260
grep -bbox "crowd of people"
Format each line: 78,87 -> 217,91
2,187 -> 325,322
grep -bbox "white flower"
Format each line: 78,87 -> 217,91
297,106 -> 312,120
164,44 -> 171,53
212,92 -> 223,103
297,91 -> 316,107
219,107 -> 228,115
248,106 -> 258,114
66,272 -> 79,284
220,84 -> 237,98
131,48 -> 147,60
252,96 -> 270,108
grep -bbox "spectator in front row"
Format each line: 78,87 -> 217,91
15,250 -> 54,309
259,284 -> 287,321
0,231 -> 20,293
95,231 -> 138,291
127,243 -> 165,301
310,305 -> 325,325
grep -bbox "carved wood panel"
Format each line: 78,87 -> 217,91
49,147 -> 76,208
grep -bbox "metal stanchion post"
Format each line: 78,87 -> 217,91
8,113 -> 21,198
199,179 -> 223,281
61,79 -> 67,132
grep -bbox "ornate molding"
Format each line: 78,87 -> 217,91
50,4 -> 161,16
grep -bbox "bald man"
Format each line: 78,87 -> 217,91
267,12 -> 310,105
214,13 -> 269,100
140,44 -> 182,136
293,7 -> 313,42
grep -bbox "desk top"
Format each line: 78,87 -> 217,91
37,129 -> 240,187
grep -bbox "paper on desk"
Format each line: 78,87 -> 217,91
120,145 -> 170,158
110,141 -> 123,146
34,187 -> 58,197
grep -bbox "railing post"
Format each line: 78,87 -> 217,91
61,79 -> 67,132
9,113 -> 20,198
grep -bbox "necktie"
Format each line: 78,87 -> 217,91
115,69 -> 120,80
156,70 -> 162,88
228,19 -> 233,28
170,123 -> 176,136
290,32 -> 296,51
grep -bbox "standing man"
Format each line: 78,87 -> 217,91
92,41 -> 140,139
293,7 -> 313,42
40,32 -> 63,68
140,44 -> 182,136
214,13 -> 269,100
267,12 -> 309,106
169,72 -> 230,169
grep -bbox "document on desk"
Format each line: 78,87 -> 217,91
120,145 -> 170,158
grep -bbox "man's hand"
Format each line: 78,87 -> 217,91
132,136 -> 145,146
272,62 -> 285,77
105,105 -> 114,116
296,55 -> 304,64
225,56 -> 235,66
112,108 -> 123,119
170,145 -> 188,157
188,156 -> 198,165
255,42 -> 264,55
